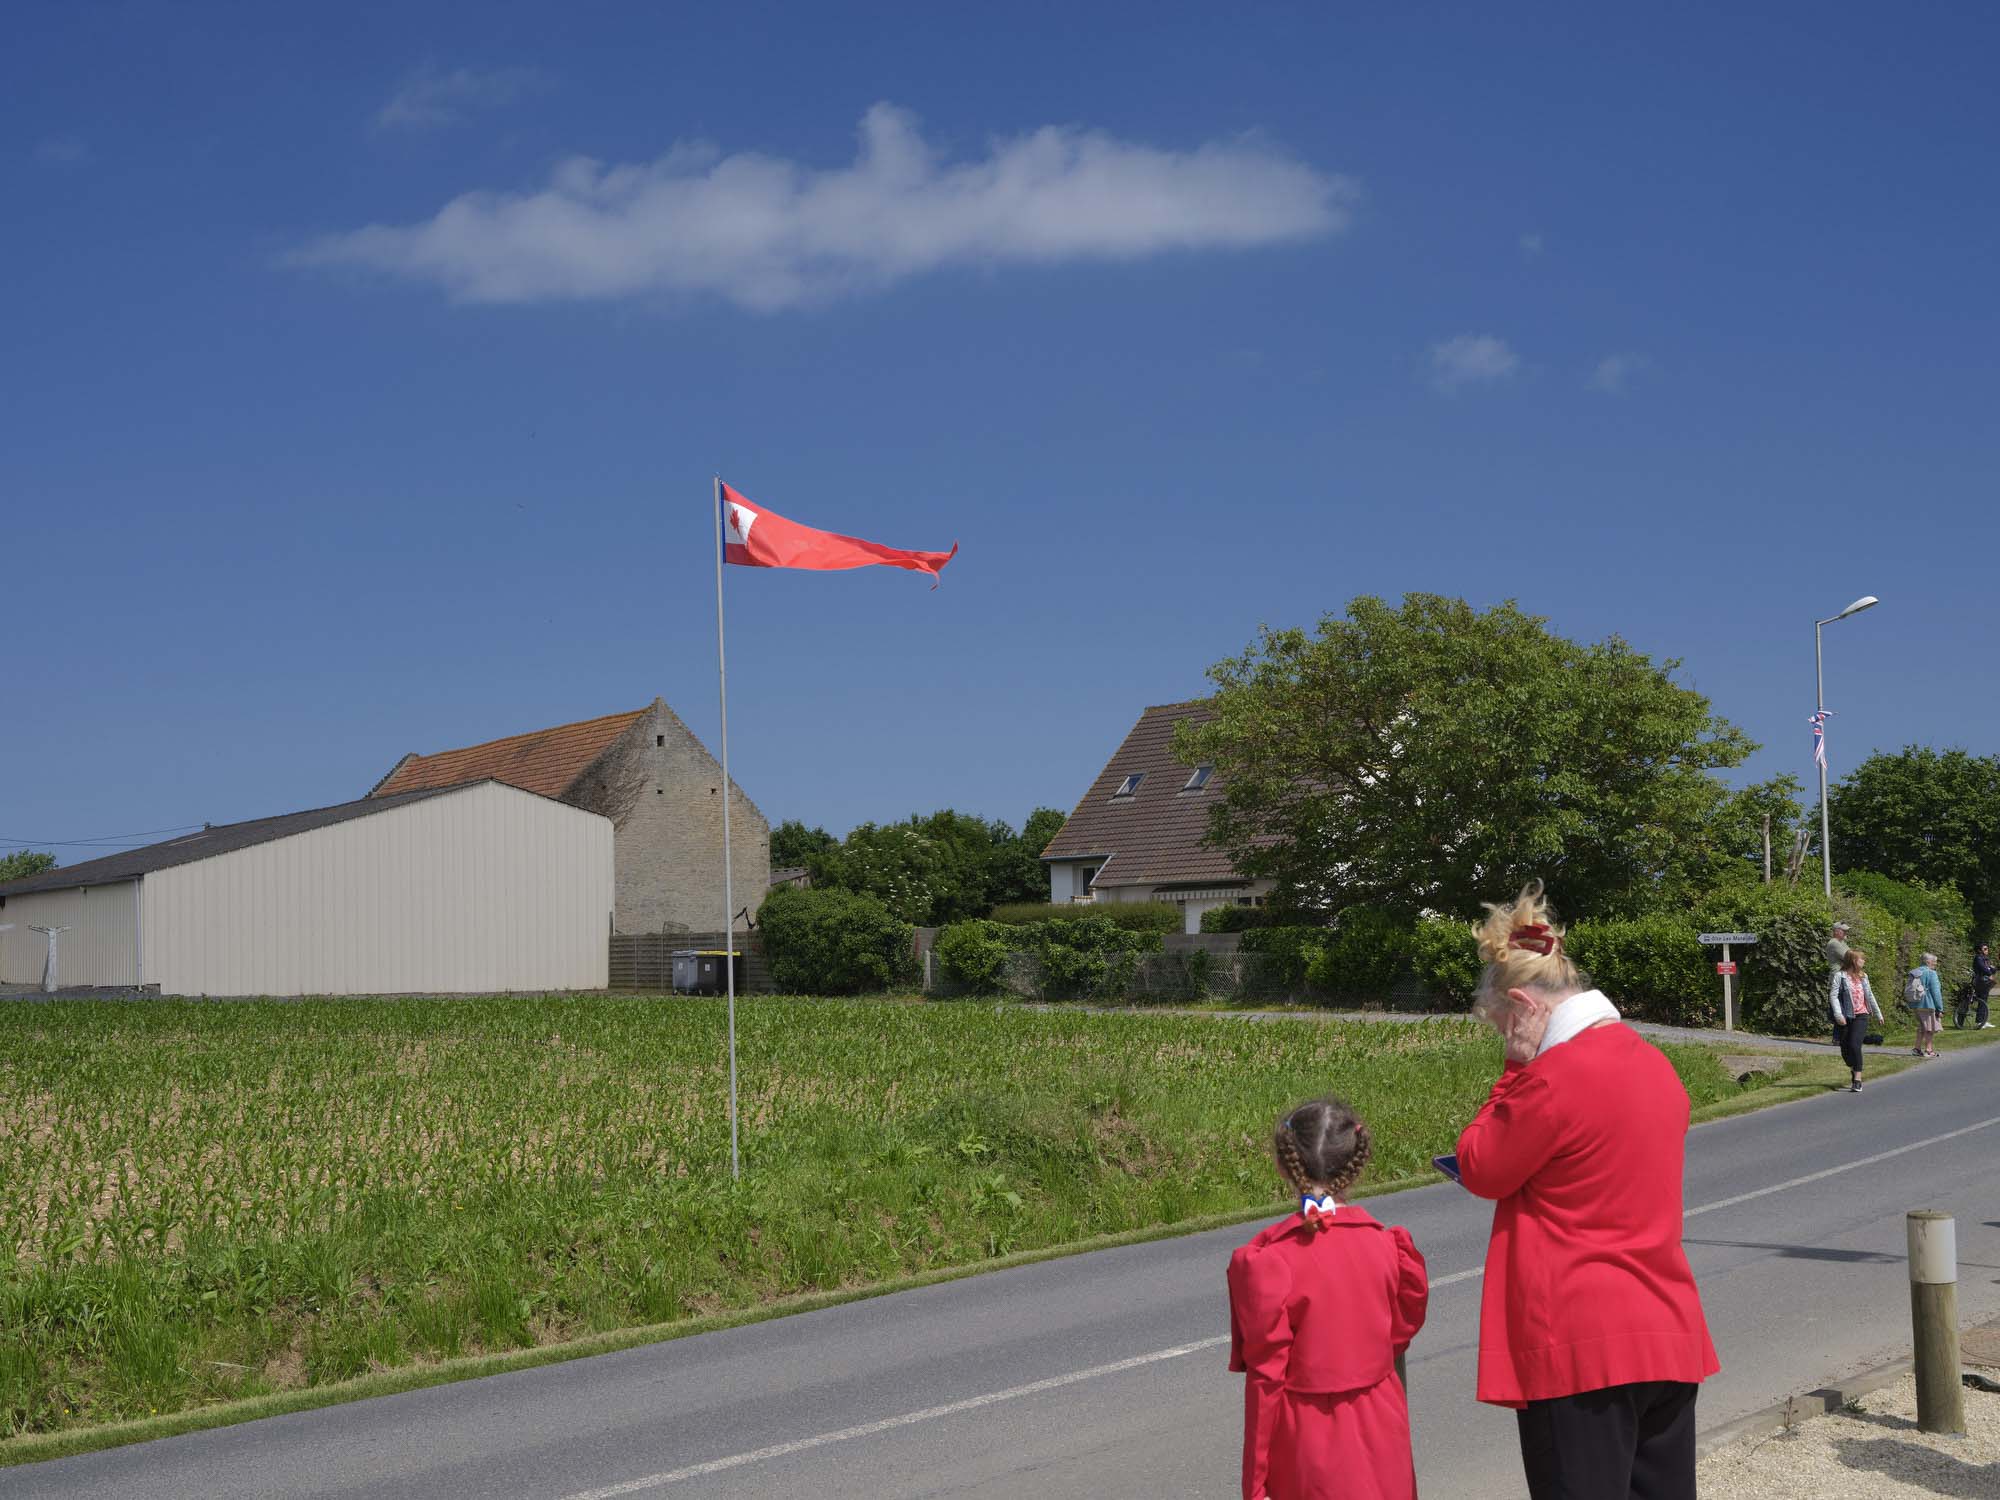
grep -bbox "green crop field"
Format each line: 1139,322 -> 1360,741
0,995 -> 1792,1447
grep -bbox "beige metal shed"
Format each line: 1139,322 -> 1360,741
0,780 -> 612,995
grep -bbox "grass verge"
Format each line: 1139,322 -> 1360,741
0,995 -> 1946,1465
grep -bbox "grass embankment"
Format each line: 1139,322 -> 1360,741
0,996 -> 1895,1457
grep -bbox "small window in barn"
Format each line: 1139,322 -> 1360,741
1112,773 -> 1143,798
656,735 -> 665,747
1182,765 -> 1213,792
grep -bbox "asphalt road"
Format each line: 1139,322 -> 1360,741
20,1040 -> 2000,1500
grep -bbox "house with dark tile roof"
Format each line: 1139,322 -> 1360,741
1039,702 -> 1273,934
369,698 -> 769,935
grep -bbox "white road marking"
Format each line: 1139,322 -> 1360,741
1682,1111 -> 2000,1220
562,1111 -> 2000,1496
555,1337 -> 1231,1498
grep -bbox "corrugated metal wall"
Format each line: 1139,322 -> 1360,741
142,783 -> 613,995
0,880 -> 140,986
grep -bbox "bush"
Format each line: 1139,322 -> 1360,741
1237,925 -> 1330,991
758,885 -> 916,996
1200,904 -> 1272,933
988,902 -> 1182,934
1410,919 -> 1481,1006
933,921 -> 1013,994
931,914 -> 1164,1001
1031,916 -> 1163,1000
1304,909 -> 1415,1001
1567,914 -> 1713,1027
1692,881 -> 1833,1037
1835,873 -> 1973,997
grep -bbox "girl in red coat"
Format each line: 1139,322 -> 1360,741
1456,882 -> 1719,1500
1228,1097 -> 1430,1500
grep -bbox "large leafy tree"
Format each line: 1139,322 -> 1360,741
983,807 -> 1068,907
769,819 -> 838,869
811,808 -> 1067,925
1829,747 -> 2000,937
1175,595 -> 1755,920
0,850 -> 56,883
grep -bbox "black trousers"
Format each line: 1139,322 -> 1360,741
1516,1381 -> 1697,1500
1837,1014 -> 1868,1072
1962,988 -> 1992,1027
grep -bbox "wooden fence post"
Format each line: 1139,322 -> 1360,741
1907,1209 -> 1965,1434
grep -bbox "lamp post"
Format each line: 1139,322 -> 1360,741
1815,594 -> 1879,898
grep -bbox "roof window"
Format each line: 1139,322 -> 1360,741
1112,773 -> 1144,799
1182,765 -> 1213,791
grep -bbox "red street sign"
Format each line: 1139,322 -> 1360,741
1716,961 -> 1738,976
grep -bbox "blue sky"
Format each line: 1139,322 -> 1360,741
5,2 -> 1996,864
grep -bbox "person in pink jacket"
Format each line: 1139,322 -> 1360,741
1228,1097 -> 1430,1500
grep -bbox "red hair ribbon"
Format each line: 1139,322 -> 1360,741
1510,923 -> 1561,956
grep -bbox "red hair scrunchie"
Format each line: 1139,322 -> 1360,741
1510,923 -> 1561,956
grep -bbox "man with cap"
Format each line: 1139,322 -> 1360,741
1824,922 -> 1851,971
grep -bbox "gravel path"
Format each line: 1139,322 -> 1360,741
1699,1361 -> 2000,1497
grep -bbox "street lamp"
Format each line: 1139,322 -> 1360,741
1815,594 -> 1879,898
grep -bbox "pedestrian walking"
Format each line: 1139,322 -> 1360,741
1970,942 -> 1996,1030
1905,952 -> 1944,1058
1831,948 -> 1878,1091
1455,881 -> 1717,1500
1228,1096 -> 1429,1500
1823,921 -> 1851,971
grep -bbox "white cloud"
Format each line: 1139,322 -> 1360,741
1429,334 -> 1518,392
294,103 -> 1354,311
375,66 -> 548,130
33,136 -> 90,167
1519,231 -> 1543,257
1589,352 -> 1649,392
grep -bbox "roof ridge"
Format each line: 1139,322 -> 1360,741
401,706 -> 650,763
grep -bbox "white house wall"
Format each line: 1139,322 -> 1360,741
0,881 -> 139,987
141,783 -> 613,995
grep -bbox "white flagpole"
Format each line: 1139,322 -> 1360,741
713,474 -> 740,1180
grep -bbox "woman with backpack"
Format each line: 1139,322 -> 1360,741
1906,953 -> 1943,1058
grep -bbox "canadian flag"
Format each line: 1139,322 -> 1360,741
721,482 -> 957,580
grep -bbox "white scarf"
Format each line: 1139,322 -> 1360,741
1535,988 -> 1622,1057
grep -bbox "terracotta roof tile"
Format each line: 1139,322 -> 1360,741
371,709 -> 646,801
1040,702 -> 1246,887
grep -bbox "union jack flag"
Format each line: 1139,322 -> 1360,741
1809,711 -> 1831,769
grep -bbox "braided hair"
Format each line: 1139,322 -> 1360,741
1272,1096 -> 1373,1200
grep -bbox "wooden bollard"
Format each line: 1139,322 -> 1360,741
1907,1210 -> 1965,1435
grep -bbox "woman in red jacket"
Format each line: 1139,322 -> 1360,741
1455,883 -> 1718,1500
1228,1097 -> 1430,1500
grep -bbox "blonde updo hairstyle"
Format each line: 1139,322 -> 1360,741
1472,880 -> 1586,1027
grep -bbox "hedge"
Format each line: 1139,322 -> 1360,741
1199,904 -> 1273,933
1304,909 -> 1416,1001
934,914 -> 1165,1000
1566,914 -> 1712,1028
987,902 -> 1182,935
1689,880 -> 1833,1037
758,885 -> 917,996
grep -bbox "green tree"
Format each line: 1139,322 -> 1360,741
809,808 -> 1071,924
983,807 -> 1068,907
1176,595 -> 1755,920
1695,775 -> 1807,889
0,850 -> 56,884
1829,747 -> 2000,937
769,819 -> 838,870
815,810 -> 1001,925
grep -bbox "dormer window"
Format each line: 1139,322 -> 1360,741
1182,765 -> 1213,792
1112,773 -> 1143,798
